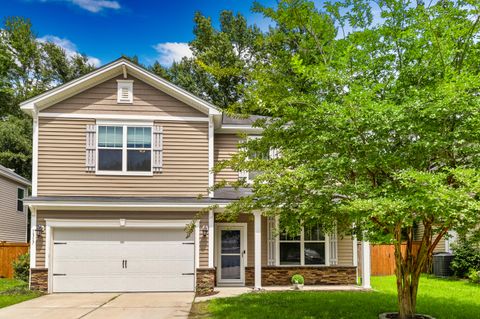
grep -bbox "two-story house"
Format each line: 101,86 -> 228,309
0,164 -> 30,243
21,58 -> 368,293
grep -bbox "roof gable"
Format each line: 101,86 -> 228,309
20,58 -> 221,118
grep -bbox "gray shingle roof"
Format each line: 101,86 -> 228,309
0,165 -> 31,186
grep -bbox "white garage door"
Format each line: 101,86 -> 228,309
52,227 -> 195,292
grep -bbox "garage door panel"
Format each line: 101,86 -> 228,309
52,227 -> 195,292
123,242 -> 194,259
53,275 -> 125,293
123,275 -> 194,292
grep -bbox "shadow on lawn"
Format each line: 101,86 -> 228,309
191,289 -> 480,319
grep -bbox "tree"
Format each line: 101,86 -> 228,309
163,11 -> 263,110
0,17 -> 95,177
217,1 -> 480,318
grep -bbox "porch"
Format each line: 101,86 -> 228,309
196,212 -> 371,294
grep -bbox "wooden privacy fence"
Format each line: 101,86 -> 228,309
0,242 -> 29,279
371,242 -> 422,276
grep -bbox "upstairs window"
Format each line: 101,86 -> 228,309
97,125 -> 152,174
117,80 -> 133,103
17,188 -> 25,212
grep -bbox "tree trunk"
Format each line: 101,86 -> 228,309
393,226 -> 423,319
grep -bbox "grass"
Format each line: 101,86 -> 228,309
0,279 -> 42,309
190,276 -> 480,319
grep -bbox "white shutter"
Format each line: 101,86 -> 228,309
329,225 -> 338,265
267,216 -> 276,265
85,125 -> 96,172
153,126 -> 163,173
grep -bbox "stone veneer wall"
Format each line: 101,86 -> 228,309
30,268 -> 48,292
245,266 -> 357,286
196,268 -> 216,295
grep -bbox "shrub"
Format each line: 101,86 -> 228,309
291,274 -> 304,285
450,236 -> 480,278
12,253 -> 30,282
468,269 -> 480,284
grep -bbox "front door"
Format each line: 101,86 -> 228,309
216,225 -> 246,285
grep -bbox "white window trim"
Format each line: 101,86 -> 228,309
17,187 -> 27,213
96,123 -> 154,176
275,221 -> 331,267
117,79 -> 133,103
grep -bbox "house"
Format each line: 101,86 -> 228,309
21,58 -> 371,293
0,164 -> 30,243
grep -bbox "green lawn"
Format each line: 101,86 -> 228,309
191,276 -> 480,319
0,279 -> 42,309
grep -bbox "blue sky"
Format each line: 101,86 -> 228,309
2,0 -> 280,67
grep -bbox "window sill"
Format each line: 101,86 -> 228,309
96,171 -> 154,177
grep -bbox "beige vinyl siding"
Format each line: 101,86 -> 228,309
415,223 -> 448,253
37,118 -> 209,197
0,177 -> 27,243
199,215 -> 209,268
337,235 -> 354,266
214,134 -> 240,183
45,75 -> 205,117
35,210 -> 200,268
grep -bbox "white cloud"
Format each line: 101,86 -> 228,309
38,35 -> 101,67
153,42 -> 193,66
69,0 -> 120,13
39,0 -> 121,13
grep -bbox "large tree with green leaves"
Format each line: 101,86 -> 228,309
153,11 -> 263,110
0,17 -> 95,177
216,1 -> 480,318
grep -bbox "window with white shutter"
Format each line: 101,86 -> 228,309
117,80 -> 133,103
85,124 -> 96,172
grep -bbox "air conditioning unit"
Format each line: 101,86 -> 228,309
432,252 -> 454,277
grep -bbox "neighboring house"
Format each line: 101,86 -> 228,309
415,224 -> 455,253
21,58 -> 370,293
0,164 -> 31,243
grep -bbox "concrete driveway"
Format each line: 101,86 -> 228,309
0,292 -> 194,319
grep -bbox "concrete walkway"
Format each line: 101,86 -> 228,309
0,292 -> 194,319
195,285 -> 368,301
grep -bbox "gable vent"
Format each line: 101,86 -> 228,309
117,80 -> 133,103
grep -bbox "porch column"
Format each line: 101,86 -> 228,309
254,211 -> 262,289
361,240 -> 371,289
208,210 -> 214,268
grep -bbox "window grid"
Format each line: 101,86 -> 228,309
97,125 -> 153,174
279,223 -> 327,266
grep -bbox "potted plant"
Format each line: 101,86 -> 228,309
291,274 -> 304,290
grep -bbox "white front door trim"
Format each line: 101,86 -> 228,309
215,223 -> 247,286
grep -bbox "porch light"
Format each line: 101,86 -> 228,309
201,225 -> 209,237
35,225 -> 45,237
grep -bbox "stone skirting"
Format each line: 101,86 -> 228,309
196,268 -> 216,295
244,266 -> 357,286
30,268 -> 48,292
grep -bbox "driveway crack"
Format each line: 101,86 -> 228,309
77,294 -> 122,318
